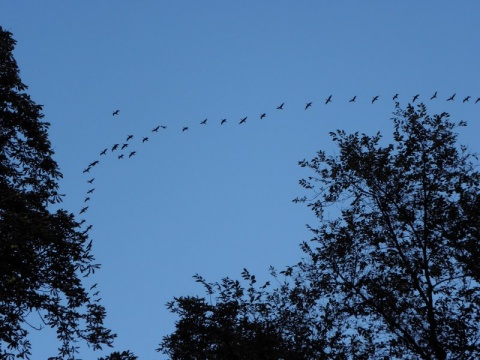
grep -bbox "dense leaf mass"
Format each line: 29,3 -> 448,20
161,104 -> 480,359
0,27 -> 115,359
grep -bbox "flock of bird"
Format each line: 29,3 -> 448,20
75,92 -> 479,234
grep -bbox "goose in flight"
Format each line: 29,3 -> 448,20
152,126 -> 160,132
142,137 -> 149,143
160,125 -> 167,129
305,102 -> 312,110
126,135 -> 134,141
412,94 -> 419,103
325,95 -> 332,104
87,188 -> 95,194
182,127 -> 189,132
89,160 -> 99,168
239,117 -> 247,124
100,148 -> 108,156
80,206 -> 89,214
112,110 -> 120,116
447,93 -> 456,101
87,178 -> 95,184
221,119 -> 227,125
260,113 -> 266,119
111,144 -> 119,151
85,225 -> 93,232
118,154 -> 124,159
79,219 -> 86,226
200,119 -> 207,125
349,96 -> 356,103
430,91 -> 437,100
463,96 -> 470,103
129,151 -> 136,158
276,102 -> 284,110
121,143 -> 129,150
476,97 -> 480,104
83,167 -> 91,174
392,94 -> 399,101
84,197 -> 90,203
372,95 -> 379,103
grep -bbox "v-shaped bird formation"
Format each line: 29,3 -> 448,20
76,92 -> 479,239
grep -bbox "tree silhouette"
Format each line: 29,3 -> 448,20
0,27 -> 115,359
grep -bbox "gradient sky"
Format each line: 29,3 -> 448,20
1,1 -> 480,358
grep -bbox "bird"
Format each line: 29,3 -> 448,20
87,178 -> 95,184
200,119 -> 207,125
112,110 -> 120,116
89,160 -> 99,168
100,148 -> 107,156
463,96 -> 471,103
372,95 -> 379,103
325,95 -> 332,105
121,143 -> 128,150
276,102 -> 284,110
447,93 -> 456,101
126,135 -> 133,141
260,113 -> 266,119
412,94 -> 419,103
182,127 -> 189,132
476,97 -> 480,104
111,144 -> 119,151
392,94 -> 399,101
129,151 -> 136,158
142,137 -> 148,143
160,125 -> 167,129
87,188 -> 95,194
84,197 -> 90,203
85,225 -> 93,232
78,219 -> 86,226
83,167 -> 91,174
118,154 -> 124,159
80,206 -> 89,214
349,96 -> 356,103
430,91 -> 437,100
152,126 -> 160,132
239,117 -> 247,124
305,102 -> 312,110
90,283 -> 98,290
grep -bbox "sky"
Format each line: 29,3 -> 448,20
1,1 -> 480,358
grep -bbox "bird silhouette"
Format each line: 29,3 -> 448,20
349,96 -> 356,103
276,103 -> 284,110
447,93 -> 456,101
126,135 -> 134,141
85,225 -> 93,232
372,95 -> 379,103
305,102 -> 312,110
129,151 -> 136,158
80,206 -> 89,214
463,96 -> 470,103
476,97 -> 480,104
221,119 -> 227,125
112,110 -> 120,116
87,188 -> 95,194
78,219 -> 86,226
239,117 -> 247,124
160,125 -> 167,129
83,167 -> 91,174
152,126 -> 160,132
413,94 -> 419,103
89,160 -> 99,168
200,119 -> 207,125
111,144 -> 119,151
325,95 -> 332,105
260,113 -> 266,119
100,148 -> 107,156
118,154 -> 124,159
87,178 -> 95,184
142,137 -> 149,143
90,283 -> 98,290
182,127 -> 189,132
84,197 -> 90,203
392,94 -> 399,101
121,143 -> 129,150
430,91 -> 437,100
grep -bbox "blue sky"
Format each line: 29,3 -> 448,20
2,1 -> 480,358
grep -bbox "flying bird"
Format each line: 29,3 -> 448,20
83,167 -> 91,174
182,127 -> 189,132
430,91 -> 437,100
276,102 -> 284,110
126,135 -> 134,141
79,219 -> 86,226
260,113 -> 266,119
111,144 -> 119,151
412,94 -> 419,103
239,117 -> 247,124
325,95 -> 332,105
129,151 -> 136,158
447,93 -> 456,101
152,126 -> 160,132
160,125 -> 167,129
121,143 -> 128,150
89,160 -> 99,168
100,148 -> 107,156
84,197 -> 90,203
112,110 -> 120,116
80,206 -> 89,214
220,119 -> 227,125
118,154 -> 124,159
200,119 -> 207,125
463,96 -> 471,103
476,97 -> 480,104
372,95 -> 379,103
90,283 -> 98,290
87,188 -> 95,194
142,137 -> 149,143
305,102 -> 312,110
349,96 -> 356,103
87,178 -> 95,184
85,225 -> 93,232
392,94 -> 399,101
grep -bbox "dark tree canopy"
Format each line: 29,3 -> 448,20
0,27 -> 115,359
161,104 -> 480,359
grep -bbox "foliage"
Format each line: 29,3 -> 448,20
161,103 -> 480,359
97,350 -> 138,360
0,27 -> 115,359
